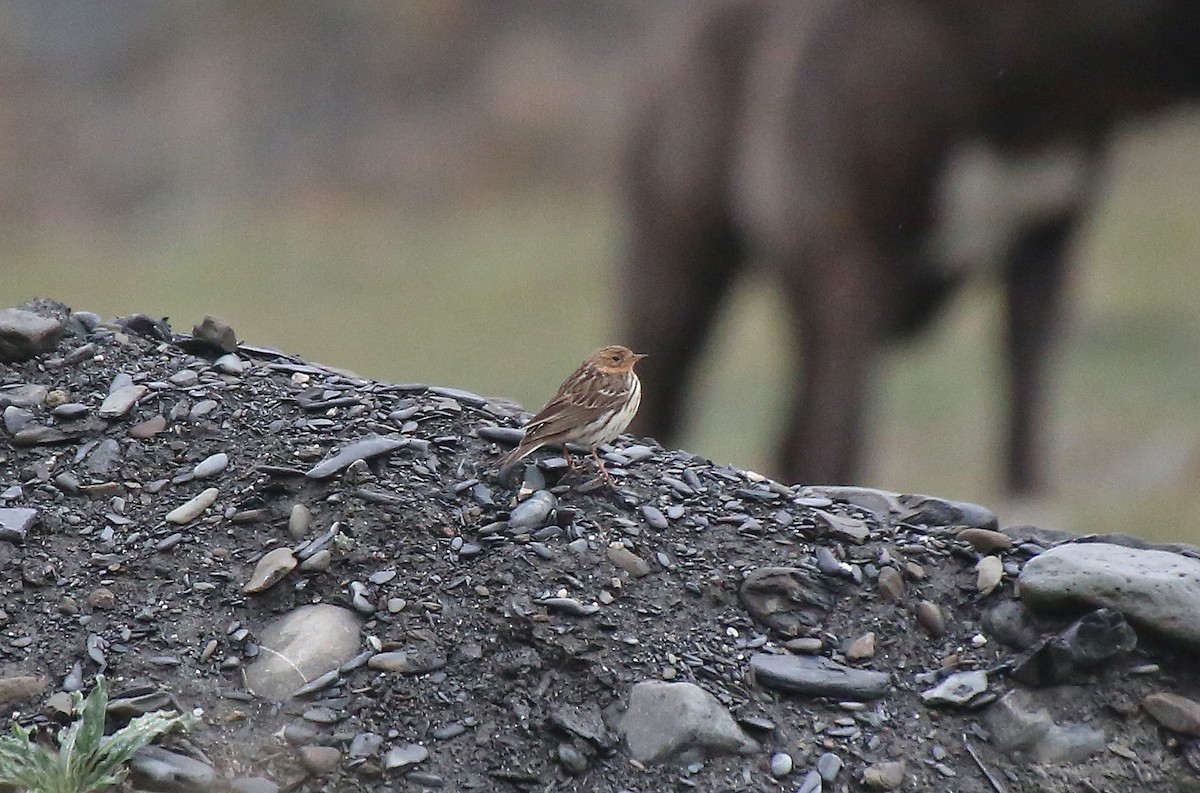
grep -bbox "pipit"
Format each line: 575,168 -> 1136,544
497,345 -> 646,484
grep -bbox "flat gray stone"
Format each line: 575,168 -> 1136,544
987,688 -> 1106,763
895,493 -> 997,530
98,384 -> 148,418
169,369 -> 199,387
384,743 -> 429,769
3,406 -> 34,435
130,745 -> 218,792
245,604 -> 361,701
0,508 -> 37,542
1034,722 -> 1107,764
617,680 -> 758,764
84,438 -> 121,475
802,487 -> 996,530
921,670 -> 988,706
68,310 -> 101,333
813,509 -> 870,543
508,490 -> 556,531
804,486 -> 900,521
228,778 -> 279,793
1019,543 -> 1200,647
299,745 -> 341,774
0,384 -> 48,408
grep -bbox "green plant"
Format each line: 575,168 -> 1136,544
0,676 -> 195,793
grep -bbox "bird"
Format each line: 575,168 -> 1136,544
497,345 -> 646,484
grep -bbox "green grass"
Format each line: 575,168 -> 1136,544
7,117 -> 1200,544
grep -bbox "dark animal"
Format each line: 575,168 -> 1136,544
622,0 -> 1200,493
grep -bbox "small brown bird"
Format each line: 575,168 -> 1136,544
498,345 -> 646,483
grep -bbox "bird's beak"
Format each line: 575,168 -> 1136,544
634,353 -> 648,360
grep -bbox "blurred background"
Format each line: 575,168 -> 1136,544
4,1 -> 1200,543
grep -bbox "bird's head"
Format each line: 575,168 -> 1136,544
589,345 -> 647,374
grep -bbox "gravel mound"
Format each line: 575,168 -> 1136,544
2,299 -> 1200,792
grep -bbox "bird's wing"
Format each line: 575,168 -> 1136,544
520,394 -> 608,445
520,369 -> 625,445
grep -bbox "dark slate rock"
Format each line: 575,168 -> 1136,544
750,653 -> 891,700
476,425 -> 524,446
3,406 -> 35,435
51,403 -> 89,420
113,314 -> 174,343
1012,608 -> 1137,686
428,385 -> 488,407
192,315 -> 238,353
305,435 -> 410,479
740,567 -> 834,637
895,493 -> 998,530
0,308 -> 64,363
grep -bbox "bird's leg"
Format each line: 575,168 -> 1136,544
562,447 -> 575,472
591,448 -> 614,485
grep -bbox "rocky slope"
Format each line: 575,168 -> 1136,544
2,298 -> 1200,792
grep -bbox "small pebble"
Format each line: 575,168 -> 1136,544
300,550 -> 332,572
129,415 -> 167,439
165,488 -> 220,525
914,600 -> 946,637
193,453 -> 229,479
975,555 -> 1004,595
299,745 -> 341,775
242,547 -> 298,594
770,751 -> 793,777
98,385 -> 147,418
289,504 -> 312,538
384,743 -> 428,769
817,752 -> 844,781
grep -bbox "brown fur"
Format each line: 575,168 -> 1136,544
622,0 -> 1200,493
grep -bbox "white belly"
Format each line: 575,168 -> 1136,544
577,375 -> 641,448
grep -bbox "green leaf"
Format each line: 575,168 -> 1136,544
90,709 -> 196,783
56,675 -> 108,791
0,677 -> 195,793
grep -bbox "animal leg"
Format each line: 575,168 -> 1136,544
778,242 -> 885,486
1002,213 -> 1077,495
623,218 -> 743,447
620,2 -> 765,446
590,448 -> 614,485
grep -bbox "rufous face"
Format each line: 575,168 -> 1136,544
589,345 -> 646,373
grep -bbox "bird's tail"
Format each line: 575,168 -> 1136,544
496,440 -> 538,480
496,448 -> 522,478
